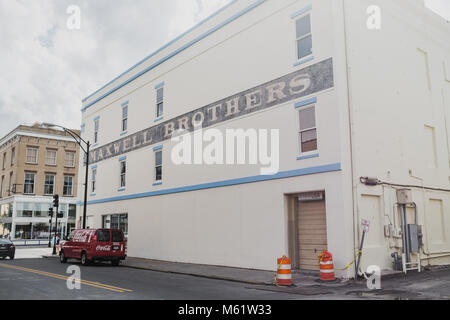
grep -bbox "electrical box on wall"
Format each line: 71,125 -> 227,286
396,189 -> 413,204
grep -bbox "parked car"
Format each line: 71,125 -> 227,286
59,229 -> 126,266
0,238 -> 15,260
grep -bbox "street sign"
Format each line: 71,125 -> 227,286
361,219 -> 370,233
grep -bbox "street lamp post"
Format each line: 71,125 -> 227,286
43,123 -> 90,229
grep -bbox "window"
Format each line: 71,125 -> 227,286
9,172 -> 13,195
0,176 -> 4,197
11,148 -> 15,165
112,230 -> 124,242
96,230 -> 110,242
156,87 -> 164,118
298,105 -> 318,154
65,151 -> 76,168
91,168 -> 97,193
155,150 -> 162,182
46,149 -> 57,166
94,119 -> 99,144
2,153 -> 6,169
295,14 -> 312,60
26,147 -> 38,164
44,174 -> 55,195
103,214 -> 128,237
63,176 -> 74,196
122,105 -> 128,132
24,172 -> 35,194
120,161 -> 126,188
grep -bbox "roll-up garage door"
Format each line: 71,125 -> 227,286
297,199 -> 328,271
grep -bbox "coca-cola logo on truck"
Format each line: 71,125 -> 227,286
96,245 -> 111,252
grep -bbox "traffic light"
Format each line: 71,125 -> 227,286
48,207 -> 54,217
52,194 -> 59,208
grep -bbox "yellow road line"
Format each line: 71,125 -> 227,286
0,263 -> 133,293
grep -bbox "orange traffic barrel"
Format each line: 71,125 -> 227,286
319,251 -> 336,281
276,256 -> 292,286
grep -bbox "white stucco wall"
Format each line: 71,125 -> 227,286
76,0 -> 450,273
343,0 -> 450,270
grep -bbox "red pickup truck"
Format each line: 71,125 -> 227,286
60,229 -> 126,266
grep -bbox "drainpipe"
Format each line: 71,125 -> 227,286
342,0 -> 359,277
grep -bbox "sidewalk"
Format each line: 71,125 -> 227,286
121,257 -> 351,287
121,257 -> 276,285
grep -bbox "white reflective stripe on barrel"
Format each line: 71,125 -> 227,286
320,261 -> 334,265
278,264 -> 291,270
277,274 -> 292,280
320,269 -> 335,273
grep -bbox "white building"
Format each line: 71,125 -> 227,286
77,0 -> 450,276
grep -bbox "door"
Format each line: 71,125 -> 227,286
297,199 -> 327,270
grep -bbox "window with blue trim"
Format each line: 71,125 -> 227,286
298,104 -> 317,154
295,14 -> 313,60
156,87 -> 164,118
122,105 -> 128,132
120,160 -> 126,188
94,119 -> 100,144
155,150 -> 162,182
91,168 -> 97,193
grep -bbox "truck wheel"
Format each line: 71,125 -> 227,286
60,251 -> 67,263
111,260 -> 120,266
81,252 -> 89,266
9,255 -> 14,260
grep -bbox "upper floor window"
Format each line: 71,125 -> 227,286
155,150 -> 162,182
0,176 -> 4,197
63,175 -> 74,196
11,147 -> 15,165
94,118 -> 100,144
120,161 -> 126,188
44,174 -> 55,195
24,172 -> 35,194
26,147 -> 38,164
46,149 -> 57,166
2,153 -> 6,169
295,14 -> 312,60
65,151 -> 76,168
122,105 -> 128,132
156,87 -> 164,118
8,172 -> 13,194
298,105 -> 318,154
91,168 -> 97,193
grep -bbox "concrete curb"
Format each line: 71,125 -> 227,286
120,263 -> 274,286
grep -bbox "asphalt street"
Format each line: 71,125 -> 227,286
1,253 -> 450,300
0,258 -> 304,300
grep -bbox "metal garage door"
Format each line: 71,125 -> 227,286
297,199 -> 327,271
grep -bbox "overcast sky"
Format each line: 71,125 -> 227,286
0,0 -> 448,138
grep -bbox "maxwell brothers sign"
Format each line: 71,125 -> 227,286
88,58 -> 334,164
